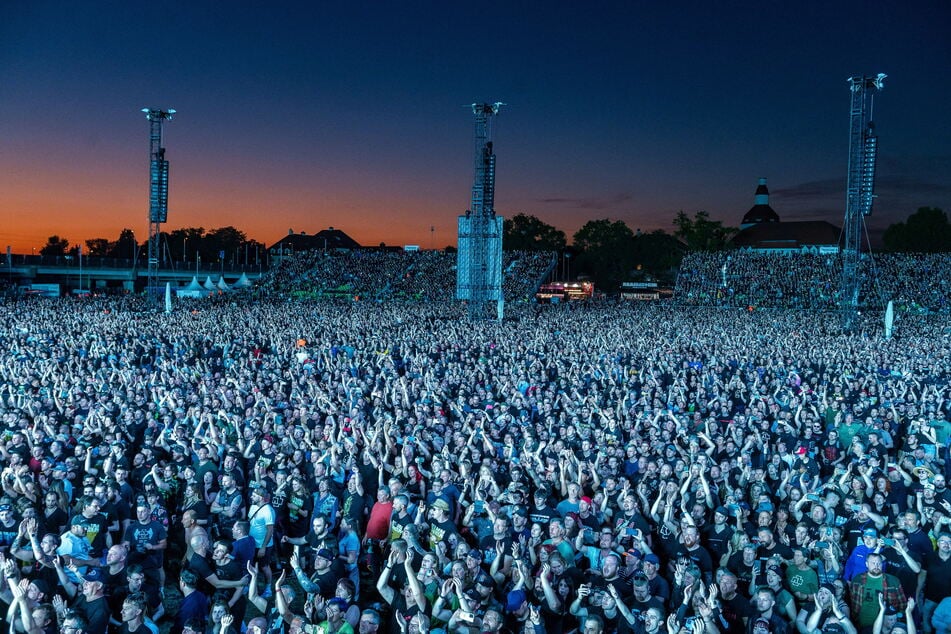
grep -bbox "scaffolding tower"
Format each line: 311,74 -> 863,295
840,74 -> 884,331
456,102 -> 504,320
142,107 -> 175,297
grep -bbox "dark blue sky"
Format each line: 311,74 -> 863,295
2,1 -> 950,250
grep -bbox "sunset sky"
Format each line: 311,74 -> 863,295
2,1 -> 950,253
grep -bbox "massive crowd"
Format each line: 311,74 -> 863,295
674,252 -> 951,313
0,252 -> 950,634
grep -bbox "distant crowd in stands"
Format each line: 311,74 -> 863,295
255,250 -> 554,302
674,252 -> 951,313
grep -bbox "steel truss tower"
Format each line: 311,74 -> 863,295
142,108 -> 175,297
456,102 -> 504,321
840,74 -> 884,331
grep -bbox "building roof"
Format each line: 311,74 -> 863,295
268,228 -> 361,252
742,203 -> 780,225
732,221 -> 842,248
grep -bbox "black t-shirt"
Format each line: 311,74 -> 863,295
342,490 -> 368,529
529,504 -> 559,529
478,534 -> 513,568
673,544 -> 715,578
881,547 -> 920,598
123,520 -> 167,571
185,552 -> 218,597
923,551 -> 951,601
76,513 -> 111,557
284,490 -> 313,538
704,523 -> 734,562
75,595 -> 110,634
38,507 -> 68,537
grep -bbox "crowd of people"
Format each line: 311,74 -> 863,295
0,253 -> 950,634
255,250 -> 554,303
674,252 -> 951,313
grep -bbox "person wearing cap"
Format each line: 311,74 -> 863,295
56,515 -> 97,582
52,564 -> 111,634
843,527 -> 882,582
511,504 -> 532,542
425,496 -> 457,552
706,506 -> 736,563
291,544 -> 341,598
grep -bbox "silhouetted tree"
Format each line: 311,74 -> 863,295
109,228 -> 138,260
882,207 -> 951,252
167,227 -> 206,261
503,213 -> 567,251
673,211 -> 737,251
630,230 -> 686,282
573,219 -> 636,291
39,235 -> 70,256
84,238 -> 112,257
204,226 -> 247,262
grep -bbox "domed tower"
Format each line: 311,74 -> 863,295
740,177 -> 780,229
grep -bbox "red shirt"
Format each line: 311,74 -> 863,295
364,501 -> 393,541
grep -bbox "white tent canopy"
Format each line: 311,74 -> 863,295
233,272 -> 252,289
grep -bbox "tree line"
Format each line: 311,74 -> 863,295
39,226 -> 266,266
36,207 -> 948,290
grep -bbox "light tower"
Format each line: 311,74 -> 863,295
840,74 -> 884,331
142,107 -> 175,297
456,102 -> 504,321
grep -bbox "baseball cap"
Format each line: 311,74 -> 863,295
315,548 -> 335,561
83,567 -> 106,583
506,589 -> 527,612
432,497 -> 451,512
644,553 -> 660,565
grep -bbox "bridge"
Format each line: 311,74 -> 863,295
2,255 -> 266,294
